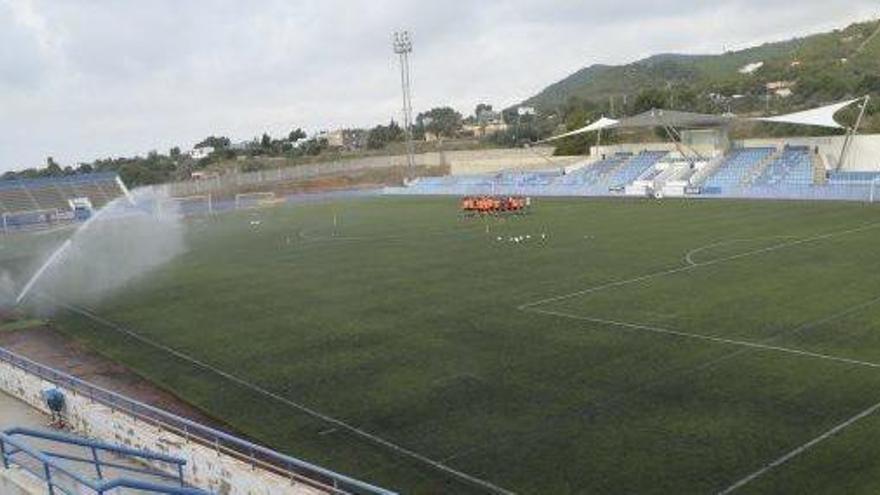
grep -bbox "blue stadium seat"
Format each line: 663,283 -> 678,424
753,146 -> 814,186
703,147 -> 775,192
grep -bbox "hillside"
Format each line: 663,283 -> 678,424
523,18 -> 880,118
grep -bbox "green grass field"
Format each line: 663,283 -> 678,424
11,196 -> 880,494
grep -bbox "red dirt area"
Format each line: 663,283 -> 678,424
218,164 -> 448,200
0,317 -> 232,433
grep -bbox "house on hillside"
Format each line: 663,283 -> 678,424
190,170 -> 220,181
766,80 -> 795,98
188,146 -> 214,160
322,129 -> 367,150
461,108 -> 509,138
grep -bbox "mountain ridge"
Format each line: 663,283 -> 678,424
522,18 -> 880,114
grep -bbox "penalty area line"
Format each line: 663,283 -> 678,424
682,235 -> 798,267
717,399 -> 880,494
519,220 -> 880,310
524,307 -> 880,370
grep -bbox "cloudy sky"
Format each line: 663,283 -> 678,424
1,0 -> 877,170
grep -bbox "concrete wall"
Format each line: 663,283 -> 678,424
166,147 -> 581,197
738,134 -> 880,171
444,147 -> 580,175
0,359 -> 330,495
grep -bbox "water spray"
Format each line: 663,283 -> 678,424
13,187 -> 186,307
16,239 -> 72,305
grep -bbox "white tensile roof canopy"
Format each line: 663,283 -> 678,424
749,98 -> 862,129
541,117 -> 619,142
542,98 -> 865,142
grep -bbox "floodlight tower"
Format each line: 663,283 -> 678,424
393,30 -> 415,169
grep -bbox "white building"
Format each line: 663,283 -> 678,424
188,146 -> 214,160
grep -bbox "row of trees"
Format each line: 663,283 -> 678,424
1,103 -> 553,187
1,152 -> 182,187
364,107 -> 467,149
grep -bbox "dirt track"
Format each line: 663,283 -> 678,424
0,322 -> 232,432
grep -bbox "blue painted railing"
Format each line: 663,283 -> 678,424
1,427 -> 206,494
0,347 -> 396,495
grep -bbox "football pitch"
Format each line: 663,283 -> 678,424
22,196 -> 880,494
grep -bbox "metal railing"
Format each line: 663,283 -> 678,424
0,347 -> 396,495
1,427 -> 206,495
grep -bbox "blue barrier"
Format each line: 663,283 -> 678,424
1,427 -> 205,494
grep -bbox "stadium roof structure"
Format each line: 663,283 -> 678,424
615,109 -> 735,129
543,117 -> 620,141
543,97 -> 868,142
749,98 -> 863,129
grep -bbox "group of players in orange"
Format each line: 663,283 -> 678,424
460,196 -> 531,215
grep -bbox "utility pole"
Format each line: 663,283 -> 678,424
393,31 -> 415,169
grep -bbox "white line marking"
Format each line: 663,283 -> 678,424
49,297 -> 515,495
526,307 -> 880,370
717,399 -> 880,494
683,236 -> 797,266
516,220 -> 880,490
520,221 -> 880,310
444,296 -> 880,467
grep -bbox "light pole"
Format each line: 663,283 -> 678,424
393,31 -> 415,169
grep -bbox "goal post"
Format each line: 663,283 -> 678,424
235,192 -> 277,210
159,194 -> 213,217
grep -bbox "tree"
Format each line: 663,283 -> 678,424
260,133 -> 272,150
367,120 -> 404,149
858,74 -> 880,94
633,88 -> 668,113
195,136 -> 230,149
669,86 -> 698,110
288,128 -> 307,142
117,162 -> 162,186
416,107 -> 463,138
475,103 -> 493,118
300,138 -> 328,156
45,157 -> 63,176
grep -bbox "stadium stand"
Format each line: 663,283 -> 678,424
828,170 -> 880,184
0,186 -> 39,213
554,153 -> 631,187
0,173 -> 127,229
387,142 -> 879,201
606,151 -> 667,187
27,185 -> 68,211
753,146 -> 814,186
701,147 -> 775,193
639,167 -> 664,181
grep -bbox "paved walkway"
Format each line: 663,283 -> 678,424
0,392 -> 45,494
0,391 -> 45,430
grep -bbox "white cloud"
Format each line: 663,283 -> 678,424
0,0 -> 876,170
